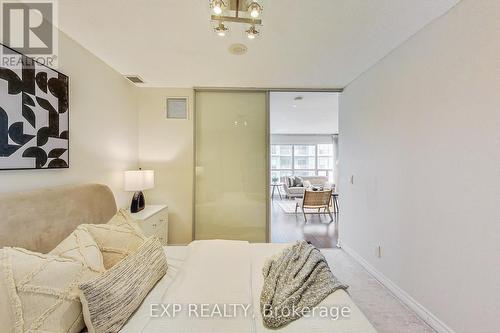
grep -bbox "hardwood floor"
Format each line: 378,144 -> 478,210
270,197 -> 339,248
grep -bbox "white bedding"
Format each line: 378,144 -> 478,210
120,241 -> 377,333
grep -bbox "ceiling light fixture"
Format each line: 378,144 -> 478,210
246,25 -> 259,39
214,22 -> 229,37
209,0 -> 263,39
248,1 -> 262,18
211,0 -> 225,15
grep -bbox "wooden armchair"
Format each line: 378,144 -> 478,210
295,189 -> 333,222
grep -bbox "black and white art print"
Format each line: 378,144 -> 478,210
0,43 -> 69,170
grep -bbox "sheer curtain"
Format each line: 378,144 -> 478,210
332,134 -> 339,190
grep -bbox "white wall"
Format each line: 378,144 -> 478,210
137,88 -> 194,244
339,1 -> 500,333
271,134 -> 336,145
0,32 -> 139,207
270,92 -> 339,134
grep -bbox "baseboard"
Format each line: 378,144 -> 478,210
342,244 -> 455,333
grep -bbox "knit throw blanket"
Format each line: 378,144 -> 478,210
260,241 -> 348,328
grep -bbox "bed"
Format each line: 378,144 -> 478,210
0,184 -> 377,333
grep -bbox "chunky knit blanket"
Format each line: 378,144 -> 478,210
260,241 -> 348,328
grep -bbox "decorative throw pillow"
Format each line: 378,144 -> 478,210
49,226 -> 105,273
81,223 -> 146,269
294,176 -> 304,187
106,208 -> 142,234
0,247 -> 98,333
287,176 -> 295,187
79,237 -> 168,333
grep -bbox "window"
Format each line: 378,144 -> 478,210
271,145 -> 293,182
270,143 -> 335,183
294,145 -> 315,173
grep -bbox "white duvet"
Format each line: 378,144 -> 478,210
121,240 -> 377,333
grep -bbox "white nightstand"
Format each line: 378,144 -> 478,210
128,205 -> 168,245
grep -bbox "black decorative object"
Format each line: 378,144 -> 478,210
130,191 -> 146,213
0,43 -> 69,170
124,170 -> 155,213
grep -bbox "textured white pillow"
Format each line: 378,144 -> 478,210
106,208 -> 143,234
79,237 -> 168,333
0,247 -> 99,333
81,223 -> 146,269
49,226 -> 105,273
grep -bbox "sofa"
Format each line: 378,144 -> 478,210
281,175 -> 331,198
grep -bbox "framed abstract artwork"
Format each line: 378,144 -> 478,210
0,43 -> 69,170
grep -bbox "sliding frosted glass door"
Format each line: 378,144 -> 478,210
195,91 -> 267,242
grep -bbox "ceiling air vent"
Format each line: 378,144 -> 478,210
125,75 -> 144,84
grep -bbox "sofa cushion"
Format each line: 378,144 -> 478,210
301,176 -> 328,186
288,187 -> 306,194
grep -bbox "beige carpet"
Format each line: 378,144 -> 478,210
322,249 -> 435,333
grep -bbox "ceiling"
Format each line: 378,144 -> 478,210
270,92 -> 338,134
57,0 -> 459,88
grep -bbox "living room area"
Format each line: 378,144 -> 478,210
269,91 -> 339,248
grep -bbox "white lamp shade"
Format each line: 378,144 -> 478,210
124,170 -> 155,191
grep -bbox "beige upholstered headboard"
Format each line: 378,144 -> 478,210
0,183 -> 117,253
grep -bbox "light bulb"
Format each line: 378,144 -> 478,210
246,25 -> 259,39
248,2 -> 262,18
213,5 -> 222,15
214,22 -> 228,37
212,0 -> 223,15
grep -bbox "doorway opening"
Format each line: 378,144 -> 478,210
269,91 -> 340,248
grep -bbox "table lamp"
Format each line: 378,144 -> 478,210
124,170 -> 155,213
